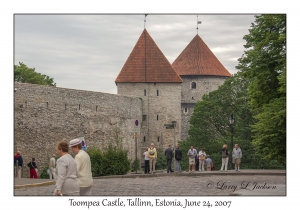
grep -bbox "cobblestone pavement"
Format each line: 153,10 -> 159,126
14,175 -> 286,196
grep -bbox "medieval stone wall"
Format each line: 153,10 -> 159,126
14,82 -> 142,177
180,76 -> 228,140
117,82 -> 181,157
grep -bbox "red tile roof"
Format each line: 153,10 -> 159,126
115,29 -> 182,83
172,35 -> 231,77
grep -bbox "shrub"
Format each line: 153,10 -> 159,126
155,148 -> 167,170
38,166 -> 49,179
86,144 -> 130,177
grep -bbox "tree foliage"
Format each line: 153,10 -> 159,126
236,14 -> 286,165
179,73 -> 255,170
14,62 -> 56,86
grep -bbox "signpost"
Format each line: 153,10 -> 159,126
134,120 -> 139,173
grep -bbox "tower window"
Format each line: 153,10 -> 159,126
144,89 -> 146,96
157,136 -> 160,142
157,90 -> 159,96
143,115 -> 147,121
157,115 -> 159,120
191,82 -> 196,89
184,108 -> 188,113
144,136 -> 146,142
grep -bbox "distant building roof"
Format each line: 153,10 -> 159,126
115,29 -> 182,83
172,35 -> 231,77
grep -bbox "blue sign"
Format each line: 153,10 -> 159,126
135,120 -> 138,126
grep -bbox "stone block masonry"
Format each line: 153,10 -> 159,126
14,82 -> 142,177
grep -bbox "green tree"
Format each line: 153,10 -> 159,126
179,73 -> 255,170
14,62 -> 56,86
236,15 -> 286,165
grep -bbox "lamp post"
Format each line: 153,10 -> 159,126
229,114 -> 235,170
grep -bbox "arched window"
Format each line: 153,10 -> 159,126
191,82 -> 196,89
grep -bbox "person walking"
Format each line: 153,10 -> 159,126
165,145 -> 174,173
143,148 -> 150,174
220,144 -> 229,171
175,145 -> 182,172
187,145 -> 197,173
70,138 -> 93,195
54,141 -> 80,196
198,148 -> 206,171
232,144 -> 242,172
14,151 -> 23,178
148,143 -> 157,174
205,155 -> 213,171
49,154 -> 56,179
27,157 -> 38,179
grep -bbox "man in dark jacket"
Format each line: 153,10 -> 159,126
165,145 -> 174,173
14,151 -> 23,178
175,145 -> 182,172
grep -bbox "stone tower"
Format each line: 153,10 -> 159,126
172,34 -> 231,140
115,29 -> 182,156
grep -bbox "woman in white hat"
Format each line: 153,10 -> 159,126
54,141 -> 80,196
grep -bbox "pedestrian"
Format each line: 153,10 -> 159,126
232,144 -> 242,172
220,144 -> 229,171
195,147 -> 199,171
143,148 -> 150,174
206,155 -> 213,171
54,141 -> 80,196
187,145 -> 197,173
70,138 -> 93,196
198,148 -> 206,171
148,143 -> 157,174
14,151 -> 23,178
165,145 -> 174,173
27,157 -> 38,179
175,145 -> 182,172
49,154 -> 56,179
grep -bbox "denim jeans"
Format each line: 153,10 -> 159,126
175,160 -> 181,172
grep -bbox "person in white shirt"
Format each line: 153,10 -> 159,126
198,148 -> 206,171
70,138 -> 93,195
49,154 -> 56,179
143,148 -> 150,174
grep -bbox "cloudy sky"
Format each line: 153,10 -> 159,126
14,14 -> 256,94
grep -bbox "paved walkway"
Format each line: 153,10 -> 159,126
14,170 -> 286,196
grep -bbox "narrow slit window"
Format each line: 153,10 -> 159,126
157,90 -> 159,96
144,89 -> 146,96
157,136 -> 160,142
144,136 -> 146,142
157,115 -> 159,120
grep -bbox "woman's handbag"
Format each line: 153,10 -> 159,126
200,155 -> 205,161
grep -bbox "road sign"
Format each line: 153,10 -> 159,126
134,126 -> 139,132
135,120 -> 138,126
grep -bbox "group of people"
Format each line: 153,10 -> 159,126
14,151 -> 39,179
14,138 -> 93,196
54,139 -> 93,196
142,143 -> 242,174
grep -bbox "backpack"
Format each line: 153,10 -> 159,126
149,148 -> 155,155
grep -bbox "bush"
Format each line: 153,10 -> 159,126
38,166 -> 49,179
155,148 -> 167,170
131,158 -> 140,172
86,144 -> 130,177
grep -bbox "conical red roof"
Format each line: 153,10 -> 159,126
115,29 -> 182,83
172,35 -> 231,77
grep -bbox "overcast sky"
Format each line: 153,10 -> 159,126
14,14 -> 256,94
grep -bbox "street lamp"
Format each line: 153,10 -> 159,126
229,114 -> 235,170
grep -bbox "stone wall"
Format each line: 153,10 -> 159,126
117,82 -> 181,158
180,76 -> 228,140
14,82 -> 142,177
